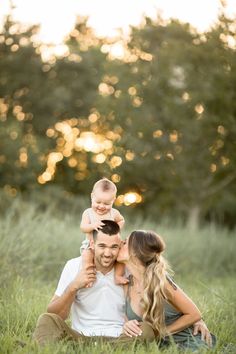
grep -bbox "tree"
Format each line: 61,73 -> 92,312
98,14 -> 236,227
0,16 -> 49,190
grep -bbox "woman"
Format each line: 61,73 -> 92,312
117,230 -> 216,350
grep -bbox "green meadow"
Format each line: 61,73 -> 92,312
0,196 -> 235,353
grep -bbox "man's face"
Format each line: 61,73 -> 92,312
92,231 -> 121,273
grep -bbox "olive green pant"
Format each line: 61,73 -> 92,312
33,313 -> 155,346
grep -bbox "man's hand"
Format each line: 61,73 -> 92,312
123,320 -> 142,337
193,319 -> 212,347
71,266 -> 96,291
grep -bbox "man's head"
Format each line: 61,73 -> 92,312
91,220 -> 121,273
91,178 -> 117,215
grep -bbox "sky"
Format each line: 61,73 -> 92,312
1,0 -> 236,43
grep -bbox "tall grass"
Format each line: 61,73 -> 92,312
0,276 -> 235,353
0,195 -> 235,286
0,194 -> 236,353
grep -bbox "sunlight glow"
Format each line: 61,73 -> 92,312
75,132 -> 113,153
1,0 -> 236,44
116,192 -> 142,206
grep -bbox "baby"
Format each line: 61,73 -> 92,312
80,178 -> 127,285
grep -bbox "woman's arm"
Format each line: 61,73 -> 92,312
165,280 -> 202,335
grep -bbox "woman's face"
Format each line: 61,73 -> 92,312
117,237 -> 130,263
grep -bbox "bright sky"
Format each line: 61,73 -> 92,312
1,0 -> 236,43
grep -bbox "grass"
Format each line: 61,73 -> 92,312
0,194 -> 236,353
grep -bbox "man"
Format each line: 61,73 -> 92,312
33,220 -> 212,346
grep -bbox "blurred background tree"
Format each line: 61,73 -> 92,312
0,10 -> 235,228
101,14 -> 236,229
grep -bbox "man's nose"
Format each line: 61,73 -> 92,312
104,248 -> 111,256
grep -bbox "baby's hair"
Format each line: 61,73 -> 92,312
92,178 -> 117,195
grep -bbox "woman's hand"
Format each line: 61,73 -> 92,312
193,319 -> 213,347
123,320 -> 142,337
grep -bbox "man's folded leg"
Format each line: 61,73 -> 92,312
33,313 -> 83,346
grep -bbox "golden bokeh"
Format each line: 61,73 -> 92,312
210,163 -> 217,173
195,103 -> 204,114
109,156 -> 122,169
111,174 -> 121,183
125,151 -> 135,161
115,192 -> 142,206
153,129 -> 163,138
169,131 -> 178,143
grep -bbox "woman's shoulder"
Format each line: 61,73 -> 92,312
166,274 -> 178,290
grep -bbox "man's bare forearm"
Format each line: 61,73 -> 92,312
47,267 -> 96,320
47,281 -> 79,320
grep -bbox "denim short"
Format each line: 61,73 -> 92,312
80,239 -> 90,254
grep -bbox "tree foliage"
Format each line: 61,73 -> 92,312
0,12 -> 236,227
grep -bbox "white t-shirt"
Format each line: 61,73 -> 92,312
55,257 -> 125,337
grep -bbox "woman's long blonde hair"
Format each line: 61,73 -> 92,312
128,230 -> 171,337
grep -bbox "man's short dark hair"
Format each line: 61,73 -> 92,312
93,220 -> 120,241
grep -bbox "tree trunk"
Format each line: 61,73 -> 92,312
186,205 -> 200,231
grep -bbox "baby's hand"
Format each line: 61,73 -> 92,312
92,220 -> 105,231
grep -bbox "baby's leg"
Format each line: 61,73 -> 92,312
80,238 -> 95,287
114,262 -> 129,285
81,248 -> 94,269
81,249 -> 95,288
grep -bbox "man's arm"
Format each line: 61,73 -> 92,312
47,266 -> 96,320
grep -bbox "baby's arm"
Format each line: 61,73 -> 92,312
80,209 -> 104,234
80,210 -> 94,234
113,209 -> 125,229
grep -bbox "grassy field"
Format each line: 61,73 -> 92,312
0,196 -> 236,353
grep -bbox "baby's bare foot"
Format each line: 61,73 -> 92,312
115,276 -> 129,285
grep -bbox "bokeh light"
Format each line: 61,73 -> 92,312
116,192 -> 142,206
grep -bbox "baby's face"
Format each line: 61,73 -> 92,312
91,188 -> 115,215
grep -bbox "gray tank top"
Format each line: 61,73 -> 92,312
125,275 -> 142,321
125,275 -> 182,324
